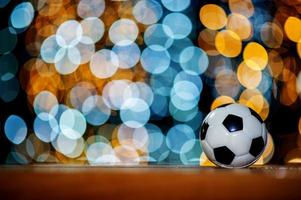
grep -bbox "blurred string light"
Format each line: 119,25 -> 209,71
2,0 -> 301,166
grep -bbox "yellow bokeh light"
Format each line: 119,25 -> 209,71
228,0 -> 254,18
285,148 -> 301,164
287,158 -> 301,164
55,151 -> 87,164
239,89 -> 269,121
199,152 -> 216,167
279,65 -> 295,82
297,71 -> 301,97
211,96 -> 235,110
198,29 -> 219,56
51,5 -> 77,26
227,13 -> 252,40
110,68 -> 135,81
215,30 -> 242,57
38,0 -> 64,17
26,133 -> 51,161
237,62 -> 262,89
284,16 -> 301,42
35,60 -> 57,78
199,4 -> 227,30
260,22 -> 283,48
114,145 -> 141,164
267,50 -> 283,79
37,24 -> 56,38
254,132 -> 274,165
215,69 -> 241,97
280,74 -> 298,106
118,1 -> 134,19
243,42 -> 268,71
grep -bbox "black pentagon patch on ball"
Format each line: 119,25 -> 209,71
214,146 -> 235,165
222,114 -> 243,132
249,137 -> 265,157
249,108 -> 263,123
200,121 -> 209,140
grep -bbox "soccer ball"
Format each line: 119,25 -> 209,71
200,103 -> 267,168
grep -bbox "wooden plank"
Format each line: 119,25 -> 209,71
0,165 -> 300,200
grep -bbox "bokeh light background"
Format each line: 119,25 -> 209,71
0,0 -> 301,166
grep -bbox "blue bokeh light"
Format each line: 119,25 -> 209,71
179,46 -> 209,75
82,95 -> 111,126
174,71 -> 203,93
34,114 -> 60,143
162,13 -> 192,39
0,53 -> 18,81
140,45 -> 171,74
120,98 -> 150,128
170,81 -> 200,111
166,124 -> 195,154
161,0 -> 190,12
112,42 -> 140,69
144,24 -> 174,49
4,115 -> 27,145
10,2 -> 34,29
0,76 -> 19,102
133,0 -> 163,25
168,37 -> 193,63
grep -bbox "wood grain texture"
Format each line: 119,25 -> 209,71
0,165 -> 301,200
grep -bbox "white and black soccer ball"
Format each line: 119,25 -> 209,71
200,103 -> 267,168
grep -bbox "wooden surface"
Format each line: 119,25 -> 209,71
0,165 -> 301,200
